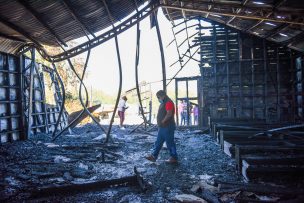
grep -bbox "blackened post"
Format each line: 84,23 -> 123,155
27,48 -> 35,139
18,55 -> 26,140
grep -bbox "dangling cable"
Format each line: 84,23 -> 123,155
67,50 -> 107,134
102,0 -> 123,143
52,50 -> 104,140
154,9 -> 167,92
134,1 -> 148,126
105,37 -> 123,143
51,62 -> 66,138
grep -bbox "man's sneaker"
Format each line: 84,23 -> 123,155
145,155 -> 156,162
165,157 -> 178,164
120,127 -> 125,130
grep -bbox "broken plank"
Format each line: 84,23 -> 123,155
223,140 -> 290,157
31,176 -> 137,198
219,130 -> 263,149
31,167 -> 147,198
68,104 -> 101,128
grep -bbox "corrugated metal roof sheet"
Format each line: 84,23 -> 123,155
0,0 -> 145,53
161,0 -> 304,52
0,0 -> 303,55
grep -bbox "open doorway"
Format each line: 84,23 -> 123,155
175,76 -> 201,127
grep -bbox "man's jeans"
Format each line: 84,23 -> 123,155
152,124 -> 178,160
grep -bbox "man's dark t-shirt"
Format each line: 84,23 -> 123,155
157,97 -> 175,127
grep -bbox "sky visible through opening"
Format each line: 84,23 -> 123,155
81,8 -> 204,97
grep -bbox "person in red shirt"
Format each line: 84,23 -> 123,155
145,90 -> 178,164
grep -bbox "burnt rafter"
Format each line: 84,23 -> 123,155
17,0 -> 67,47
31,1 -> 158,62
0,15 -> 41,46
226,0 -> 249,25
204,0 -> 214,18
246,0 -> 287,31
160,4 -> 304,26
61,0 -> 96,38
174,0 -> 304,13
13,1 -> 303,62
162,0 -> 174,22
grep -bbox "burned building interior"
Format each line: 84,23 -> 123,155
1,0 -> 304,202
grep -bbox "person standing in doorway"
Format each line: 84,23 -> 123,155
145,90 -> 178,163
117,96 -> 128,130
178,100 -> 185,125
182,100 -> 188,125
193,105 -> 199,125
188,103 -> 193,125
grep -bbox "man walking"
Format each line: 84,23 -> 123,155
145,90 -> 178,163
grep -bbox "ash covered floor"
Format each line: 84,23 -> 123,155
0,124 -> 255,202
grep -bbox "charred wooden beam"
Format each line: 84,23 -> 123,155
171,0 -> 303,13
166,46 -> 200,86
246,0 -> 287,31
254,124 -> 304,136
31,176 -> 137,198
226,0 -> 249,25
161,5 -> 304,26
68,104 -> 101,128
219,130 -> 264,149
17,0 -> 67,47
162,0 -> 174,22
31,167 -> 147,198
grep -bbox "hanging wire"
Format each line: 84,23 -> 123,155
68,51 -> 107,132
50,62 -> 66,138
102,0 -> 123,143
52,50 -> 107,140
154,9 -> 167,92
133,0 -> 149,126
51,30 -> 107,140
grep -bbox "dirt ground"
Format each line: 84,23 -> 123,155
0,123 -> 276,202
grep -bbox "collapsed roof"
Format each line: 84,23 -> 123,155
0,0 -> 145,53
0,0 -> 303,56
161,0 -> 304,52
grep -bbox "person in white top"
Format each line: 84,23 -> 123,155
117,96 -> 128,129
